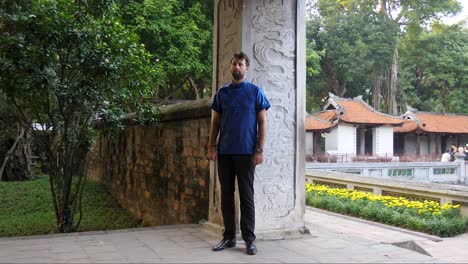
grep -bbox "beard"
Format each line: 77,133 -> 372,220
232,71 -> 244,81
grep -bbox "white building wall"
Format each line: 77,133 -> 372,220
325,127 -> 338,153
337,123 -> 356,154
373,126 -> 394,156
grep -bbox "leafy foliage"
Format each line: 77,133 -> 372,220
306,184 -> 468,237
117,0 -> 213,99
306,0 -> 464,114
399,23 -> 468,113
307,0 -> 399,102
0,0 -> 158,232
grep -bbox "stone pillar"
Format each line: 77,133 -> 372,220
207,0 -> 308,240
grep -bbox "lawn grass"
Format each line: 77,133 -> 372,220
0,176 -> 142,237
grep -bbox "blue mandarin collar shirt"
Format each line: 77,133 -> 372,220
211,80 -> 271,155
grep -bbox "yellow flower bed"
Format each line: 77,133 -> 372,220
306,183 -> 460,216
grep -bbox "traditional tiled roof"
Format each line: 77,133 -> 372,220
306,95 -> 468,134
332,98 -> 404,125
393,119 -> 418,133
306,95 -> 404,132
394,111 -> 468,134
305,111 -> 337,131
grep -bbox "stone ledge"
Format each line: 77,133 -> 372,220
160,97 -> 211,122
121,97 -> 212,125
307,170 -> 468,198
306,206 -> 443,242
306,170 -> 468,216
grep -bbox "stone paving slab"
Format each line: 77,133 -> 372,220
1,210 -> 466,263
0,225 -> 447,263
305,206 -> 468,263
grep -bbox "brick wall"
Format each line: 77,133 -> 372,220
87,98 -> 212,226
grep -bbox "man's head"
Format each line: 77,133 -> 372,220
230,51 -> 250,83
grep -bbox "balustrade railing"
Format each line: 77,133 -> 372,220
307,153 -> 446,163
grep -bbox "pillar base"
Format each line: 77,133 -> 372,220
201,221 -> 311,241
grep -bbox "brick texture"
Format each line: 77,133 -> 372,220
87,99 -> 211,226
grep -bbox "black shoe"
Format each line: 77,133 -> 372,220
212,238 -> 236,251
246,241 -> 257,255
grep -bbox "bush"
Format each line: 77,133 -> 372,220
306,183 -> 468,237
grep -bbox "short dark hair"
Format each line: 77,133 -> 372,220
231,51 -> 250,67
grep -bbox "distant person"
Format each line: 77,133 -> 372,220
455,146 -> 466,160
465,144 -> 468,162
450,144 -> 457,161
440,150 -> 451,162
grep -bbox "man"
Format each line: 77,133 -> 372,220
207,51 -> 270,255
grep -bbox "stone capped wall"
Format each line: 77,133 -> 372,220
87,98 -> 212,226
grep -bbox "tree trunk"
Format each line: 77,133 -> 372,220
324,57 -> 346,97
384,48 -> 398,115
371,48 -> 399,114
188,77 -> 200,100
0,125 -> 34,181
371,69 -> 382,111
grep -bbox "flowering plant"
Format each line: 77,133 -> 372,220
306,183 -> 468,237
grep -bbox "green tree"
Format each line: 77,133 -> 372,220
373,0 -> 462,114
307,0 -> 398,105
305,19 -> 325,113
0,0 -> 158,232
307,0 -> 462,114
118,0 -> 213,100
399,23 -> 468,113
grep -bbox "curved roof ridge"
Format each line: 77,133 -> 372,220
309,114 -> 335,124
350,96 -> 403,119
411,110 -> 468,117
333,96 -> 404,122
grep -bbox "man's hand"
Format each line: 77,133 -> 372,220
207,147 -> 217,161
252,152 -> 263,165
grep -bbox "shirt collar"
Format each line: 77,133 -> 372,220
230,80 -> 247,88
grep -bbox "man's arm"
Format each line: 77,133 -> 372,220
207,110 -> 221,161
253,109 -> 267,165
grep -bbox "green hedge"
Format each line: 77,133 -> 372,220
306,184 -> 468,237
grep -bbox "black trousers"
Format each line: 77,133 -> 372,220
217,154 -> 256,242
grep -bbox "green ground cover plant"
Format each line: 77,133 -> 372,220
306,183 -> 468,237
0,177 -> 141,237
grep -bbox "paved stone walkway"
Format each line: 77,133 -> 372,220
0,207 -> 466,263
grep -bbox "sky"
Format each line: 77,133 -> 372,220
441,0 -> 468,26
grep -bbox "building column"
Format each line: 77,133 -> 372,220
416,134 -> 421,156
312,132 -> 318,155
208,0 -> 308,239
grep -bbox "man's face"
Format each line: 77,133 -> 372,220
230,58 -> 248,81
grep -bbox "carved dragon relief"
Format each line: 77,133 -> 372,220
251,0 -> 296,219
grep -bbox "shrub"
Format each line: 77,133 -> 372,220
305,183 -> 468,237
